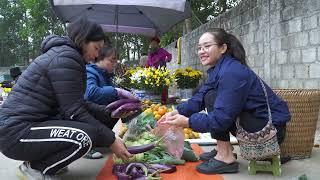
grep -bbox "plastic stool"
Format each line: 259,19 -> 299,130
248,155 -> 281,176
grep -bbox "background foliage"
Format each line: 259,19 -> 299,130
0,0 -> 241,67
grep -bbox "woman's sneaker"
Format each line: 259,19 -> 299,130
55,166 -> 68,175
16,162 -> 60,180
84,149 -> 103,159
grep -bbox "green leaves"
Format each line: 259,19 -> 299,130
0,0 -> 64,66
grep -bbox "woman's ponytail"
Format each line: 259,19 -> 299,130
208,28 -> 247,65
226,33 -> 246,65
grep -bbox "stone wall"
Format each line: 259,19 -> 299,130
166,0 -> 320,88
166,0 -> 320,144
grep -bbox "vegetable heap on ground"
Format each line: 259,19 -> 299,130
113,106 -> 200,180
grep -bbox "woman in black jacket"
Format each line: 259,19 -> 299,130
0,17 -> 132,179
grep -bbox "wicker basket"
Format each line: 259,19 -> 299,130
274,89 -> 320,159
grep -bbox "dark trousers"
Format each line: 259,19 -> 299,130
2,119 -> 117,175
211,112 -> 287,145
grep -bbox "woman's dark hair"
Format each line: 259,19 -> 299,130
10,67 -> 22,79
208,28 -> 247,65
150,36 -> 160,43
96,45 -> 116,62
67,17 -> 105,51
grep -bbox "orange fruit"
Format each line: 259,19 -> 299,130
144,108 -> 152,114
157,108 -> 166,116
153,111 -> 159,116
183,129 -> 188,133
155,114 -> 161,120
161,106 -> 167,111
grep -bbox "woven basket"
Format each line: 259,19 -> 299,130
274,89 -> 320,159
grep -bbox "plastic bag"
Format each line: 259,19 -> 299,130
123,111 -> 184,159
123,112 -> 156,140
152,123 -> 185,159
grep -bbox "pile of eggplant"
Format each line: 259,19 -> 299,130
107,99 -> 142,119
112,162 -> 176,180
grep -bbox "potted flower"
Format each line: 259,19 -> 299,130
173,67 -> 202,99
126,67 -> 174,101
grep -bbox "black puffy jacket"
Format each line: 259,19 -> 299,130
0,35 -> 115,151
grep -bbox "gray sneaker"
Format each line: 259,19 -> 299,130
55,166 -> 68,175
84,149 -> 103,159
16,162 -> 60,180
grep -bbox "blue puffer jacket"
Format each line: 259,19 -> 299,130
85,64 -> 119,105
177,55 -> 291,133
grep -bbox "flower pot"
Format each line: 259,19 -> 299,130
132,89 -> 146,100
180,88 -> 193,99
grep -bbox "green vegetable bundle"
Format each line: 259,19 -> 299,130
114,131 -> 185,165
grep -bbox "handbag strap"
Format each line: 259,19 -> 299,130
236,77 -> 272,128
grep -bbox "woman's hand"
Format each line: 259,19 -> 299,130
157,110 -> 179,124
160,113 -> 190,128
110,137 -> 133,161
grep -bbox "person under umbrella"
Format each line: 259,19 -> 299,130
0,17 -> 132,179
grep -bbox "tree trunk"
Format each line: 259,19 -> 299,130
125,41 -> 130,62
136,37 -> 141,60
185,18 -> 192,33
219,0 -> 227,13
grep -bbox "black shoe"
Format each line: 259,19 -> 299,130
199,149 -> 237,161
196,158 -> 239,174
199,149 -> 217,161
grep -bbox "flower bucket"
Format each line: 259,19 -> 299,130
180,88 -> 193,99
145,91 -> 162,103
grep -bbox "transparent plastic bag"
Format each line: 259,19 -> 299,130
123,112 -> 156,141
122,111 -> 184,159
152,123 -> 185,159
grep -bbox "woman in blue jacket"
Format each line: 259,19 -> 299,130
85,46 -> 119,106
85,46 -> 137,105
161,28 -> 291,174
84,45 -> 137,158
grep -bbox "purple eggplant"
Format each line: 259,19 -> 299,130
149,164 -> 177,173
107,99 -> 140,111
128,167 -> 142,178
127,143 -> 156,154
127,136 -> 164,154
125,163 -> 148,178
114,172 -> 131,180
134,177 -> 148,180
121,109 -> 143,123
112,164 -> 128,174
111,102 -> 142,118
147,167 -> 158,175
